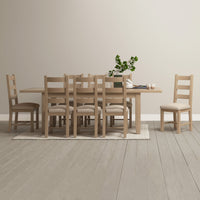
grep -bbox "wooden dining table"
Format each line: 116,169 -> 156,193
20,87 -> 162,134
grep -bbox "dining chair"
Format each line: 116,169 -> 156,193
73,76 -> 101,137
110,74 -> 133,128
160,74 -> 193,133
6,74 -> 39,132
102,76 -> 129,138
84,74 -> 105,126
44,75 -> 73,137
58,74 -> 83,127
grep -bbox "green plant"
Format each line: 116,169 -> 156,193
108,55 -> 138,77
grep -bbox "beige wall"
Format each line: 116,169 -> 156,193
1,0 -> 200,114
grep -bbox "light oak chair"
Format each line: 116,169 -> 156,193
102,76 -> 128,138
84,74 -> 105,126
160,74 -> 193,133
58,74 -> 83,127
6,74 -> 39,132
73,76 -> 101,138
44,75 -> 72,137
110,74 -> 133,128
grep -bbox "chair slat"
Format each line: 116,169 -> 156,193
77,88 -> 94,93
47,88 -> 65,93
76,77 -> 95,82
48,98 -> 66,104
10,95 -> 17,99
177,76 -> 191,80
177,85 -> 190,90
46,77 -> 65,82
177,94 -> 190,99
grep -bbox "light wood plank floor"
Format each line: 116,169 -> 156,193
0,121 -> 200,200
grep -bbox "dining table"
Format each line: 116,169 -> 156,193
20,87 -> 162,134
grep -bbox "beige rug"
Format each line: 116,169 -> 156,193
13,124 -> 149,140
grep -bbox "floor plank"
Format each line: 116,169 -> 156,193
117,122 -> 168,200
154,121 -> 200,200
172,123 -> 200,193
1,121 -> 200,200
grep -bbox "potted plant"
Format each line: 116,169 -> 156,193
108,55 -> 138,87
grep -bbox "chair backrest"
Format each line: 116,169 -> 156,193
73,76 -> 98,110
6,74 -> 18,108
102,76 -> 127,109
44,75 -> 69,112
173,74 -> 193,106
68,74 -> 83,89
87,74 -> 105,89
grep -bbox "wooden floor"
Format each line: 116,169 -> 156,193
1,121 -> 200,200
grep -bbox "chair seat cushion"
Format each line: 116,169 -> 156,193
85,100 -> 103,107
12,103 -> 39,110
49,105 -> 73,113
77,105 -> 101,113
21,102 -> 39,108
160,103 -> 191,110
106,105 -> 129,113
111,101 -> 132,108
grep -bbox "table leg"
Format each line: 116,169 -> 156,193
42,93 -> 45,134
135,94 -> 141,134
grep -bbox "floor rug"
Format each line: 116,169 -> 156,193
13,124 -> 149,140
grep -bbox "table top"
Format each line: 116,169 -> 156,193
20,87 -> 162,94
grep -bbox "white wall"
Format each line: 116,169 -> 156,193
1,0 -> 200,114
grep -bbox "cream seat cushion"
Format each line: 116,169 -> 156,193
111,101 -> 132,108
106,105 -> 129,113
49,105 -> 73,113
77,105 -> 101,113
160,103 -> 190,110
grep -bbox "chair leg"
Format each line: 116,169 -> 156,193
66,115 -> 69,137
88,116 -> 91,125
177,111 -> 181,134
110,116 -> 113,127
124,112 -> 128,138
63,116 -> 66,125
30,111 -> 34,132
77,116 -> 81,135
73,112 -> 77,138
59,116 -> 62,127
94,114 -> 98,138
14,112 -> 18,130
70,113 -> 74,133
103,114 -> 106,137
189,110 -> 192,131
98,114 -> 101,134
45,114 -> 49,138
53,116 -> 56,127
112,116 -> 115,125
80,116 -> 83,125
36,108 -> 39,129
8,110 -> 13,132
173,111 -> 177,130
160,109 -> 164,132
84,116 -> 87,127
50,116 -> 53,127
129,106 -> 132,128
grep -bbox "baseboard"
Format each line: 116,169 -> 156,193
1,114 -> 200,121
